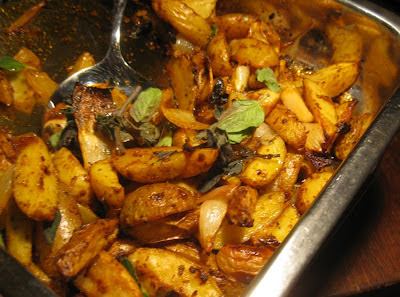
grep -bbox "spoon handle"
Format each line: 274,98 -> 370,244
106,0 -> 128,59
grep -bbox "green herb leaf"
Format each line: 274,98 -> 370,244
43,210 -> 62,244
226,127 -> 254,144
210,25 -> 219,37
156,131 -> 173,147
130,87 -> 162,123
121,258 -> 149,297
256,68 -> 282,92
48,131 -> 63,149
0,57 -> 30,72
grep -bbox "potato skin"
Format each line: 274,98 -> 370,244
216,244 -> 274,283
56,219 -> 118,279
112,147 -> 186,183
227,186 -> 258,227
182,148 -> 219,178
13,134 -> 58,221
120,183 -> 196,228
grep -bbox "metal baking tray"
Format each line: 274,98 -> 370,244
1,0 -> 400,296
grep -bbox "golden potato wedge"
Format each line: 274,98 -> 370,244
248,21 -> 281,53
247,88 -> 280,116
252,202 -> 300,244
240,134 -> 287,188
227,185 -> 258,227
74,251 -> 143,297
112,147 -> 186,183
296,171 -> 334,214
216,244 -> 274,283
152,0 -> 212,47
53,147 -> 93,206
107,238 -> 140,260
181,0 -> 217,19
8,70 -> 36,114
36,185 -> 82,278
89,159 -> 124,209
120,183 -> 196,228
209,14 -> 258,40
305,62 -> 359,98
280,86 -> 314,123
182,148 -> 219,178
303,79 -> 338,145
303,122 -> 326,153
0,71 -> 14,106
24,69 -> 58,105
56,219 -> 118,279
6,199 -> 33,265
13,134 -> 58,221
13,47 -> 41,68
335,113 -> 373,161
267,152 -> 304,197
162,107 -> 210,130
207,32 -> 233,77
265,104 -> 307,150
67,52 -> 95,77
166,55 -> 197,111
0,165 -> 14,217
230,38 -> 279,69
129,248 -> 224,297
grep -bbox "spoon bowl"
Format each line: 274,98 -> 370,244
47,0 -> 153,109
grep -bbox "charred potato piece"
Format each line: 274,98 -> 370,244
89,159 -> 125,209
112,147 -> 186,183
216,244 -> 274,283
120,183 -> 196,228
74,251 -> 143,297
56,219 -> 118,279
227,186 -> 258,227
13,134 -> 58,221
207,31 -> 234,77
129,248 -> 223,297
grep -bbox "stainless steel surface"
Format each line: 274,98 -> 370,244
48,0 -> 153,108
244,1 -> 400,296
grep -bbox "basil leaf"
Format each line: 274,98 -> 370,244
210,24 -> 219,37
48,131 -> 63,149
256,68 -> 282,92
121,258 -> 149,297
0,57 -> 28,71
226,127 -> 254,144
130,87 -> 162,123
156,131 -> 173,147
217,100 -> 265,133
43,210 -> 62,244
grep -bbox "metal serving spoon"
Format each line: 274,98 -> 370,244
47,0 -> 153,109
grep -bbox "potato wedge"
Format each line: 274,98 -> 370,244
120,183 -> 196,228
53,147 -> 93,206
13,47 -> 41,68
24,70 -> 58,105
129,248 -> 223,297
305,62 -> 359,98
89,159 -> 124,209
296,171 -> 333,214
265,104 -> 307,150
280,86 -> 314,123
112,147 -> 186,183
230,38 -> 279,69
227,185 -> 258,227
216,244 -> 274,283
162,107 -> 210,130
152,0 -> 212,47
240,134 -> 286,188
56,219 -> 118,279
13,134 -> 58,221
303,79 -> 338,145
67,52 -> 95,77
207,32 -> 233,77
209,14 -> 258,40
8,70 -> 36,114
6,199 -> 33,265
182,148 -> 219,178
74,251 -> 143,297
0,165 -> 14,217
330,26 -> 363,63
181,0 -> 217,19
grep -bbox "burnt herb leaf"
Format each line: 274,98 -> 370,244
129,87 -> 162,123
43,210 -> 62,244
256,67 -> 281,92
154,150 -> 177,161
0,57 -> 30,71
121,257 -> 149,297
139,122 -> 160,145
